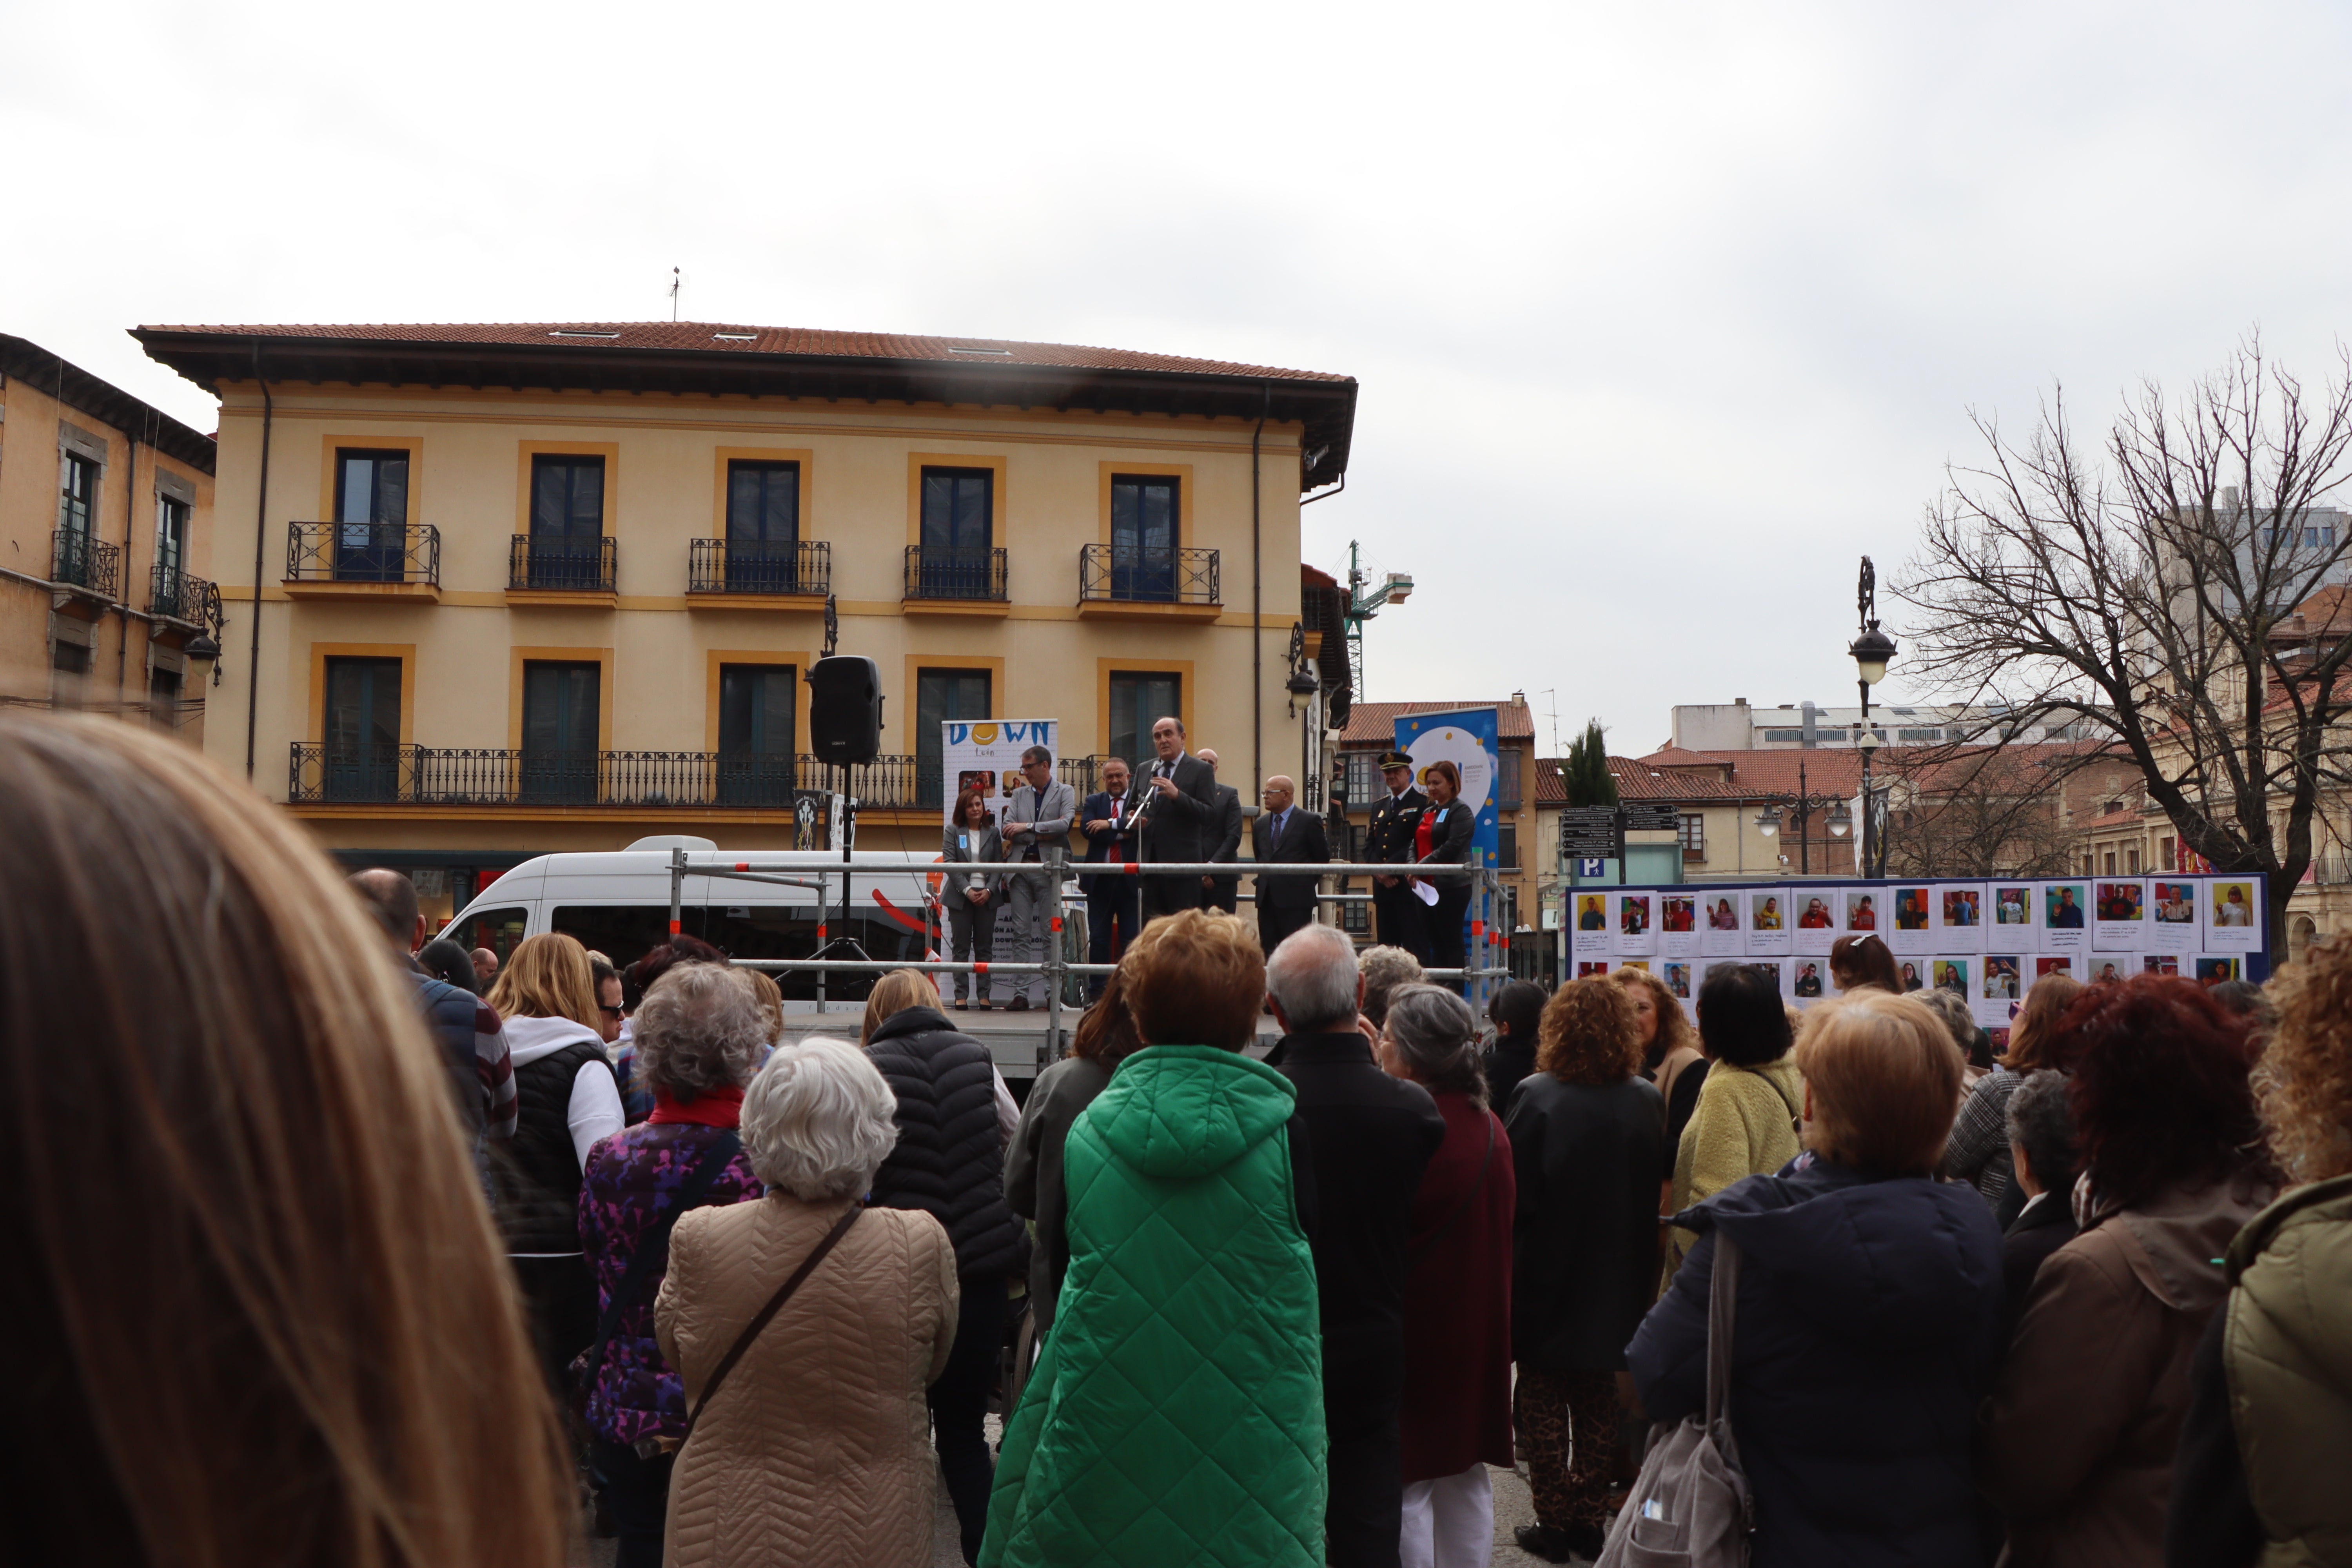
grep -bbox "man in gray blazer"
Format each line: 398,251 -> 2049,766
1000,744 -> 1076,1011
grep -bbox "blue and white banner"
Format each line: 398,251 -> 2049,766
1394,708 -> 1502,868
940,720 -> 1058,828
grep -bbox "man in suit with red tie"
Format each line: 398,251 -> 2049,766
1251,774 -> 1330,955
1077,755 -> 1141,1000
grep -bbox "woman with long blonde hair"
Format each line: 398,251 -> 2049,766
486,931 -> 626,1395
0,714 -> 570,1567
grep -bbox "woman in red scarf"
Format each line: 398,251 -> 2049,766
577,963 -> 766,1568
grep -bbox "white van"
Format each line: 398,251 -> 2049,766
446,835 -> 943,1006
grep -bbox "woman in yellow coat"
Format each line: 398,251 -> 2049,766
1662,963 -> 1804,1282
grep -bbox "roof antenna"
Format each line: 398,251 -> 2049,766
669,267 -> 681,322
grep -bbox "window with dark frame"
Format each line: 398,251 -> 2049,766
525,454 -> 605,590
157,495 -> 190,579
918,467 -> 995,598
335,448 -> 410,581
1108,672 -> 1182,773
717,664 -> 797,806
521,660 -> 600,804
916,668 -> 993,809
1498,824 -> 1519,869
59,452 -> 97,539
324,656 -> 403,801
725,461 -> 801,592
1109,474 -> 1178,600
1680,812 -> 1705,857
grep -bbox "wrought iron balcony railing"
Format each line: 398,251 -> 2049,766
688,539 -> 831,596
904,544 -> 1007,601
287,521 -> 441,586
1078,543 -> 1220,605
289,744 -> 930,809
148,563 -> 218,626
509,534 -> 617,593
52,530 -> 119,598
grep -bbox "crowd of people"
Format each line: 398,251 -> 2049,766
10,708 -> 2350,1568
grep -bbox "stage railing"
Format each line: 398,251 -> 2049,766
666,848 -> 1506,1057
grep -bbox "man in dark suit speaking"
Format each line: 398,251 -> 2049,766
1136,714 -> 1218,925
1250,773 -> 1329,954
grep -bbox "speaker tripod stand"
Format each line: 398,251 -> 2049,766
811,764 -> 875,989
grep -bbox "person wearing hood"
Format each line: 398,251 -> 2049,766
1626,991 -> 2007,1568
485,931 -> 627,1397
1662,962 -> 1805,1283
862,969 -> 1029,1566
1270,923 -> 1448,1568
983,910 -> 1325,1568
1981,975 -> 2278,1568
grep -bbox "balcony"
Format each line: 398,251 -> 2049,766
148,563 -> 218,628
290,744 -> 929,810
1076,544 -> 1222,622
902,545 -> 1009,615
507,535 -> 617,605
285,522 -> 441,601
52,530 -> 119,602
686,539 -> 830,609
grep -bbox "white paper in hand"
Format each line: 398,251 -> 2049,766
1412,879 -> 1439,907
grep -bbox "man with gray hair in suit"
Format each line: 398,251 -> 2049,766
1000,744 -> 1076,1012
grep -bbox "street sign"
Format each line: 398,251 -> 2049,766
1559,807 -> 1617,829
1621,802 -> 1682,832
1576,857 -> 1606,877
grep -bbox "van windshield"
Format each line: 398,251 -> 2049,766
550,904 -> 928,1001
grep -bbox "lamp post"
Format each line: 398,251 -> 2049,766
1751,758 -> 1853,875
1848,557 -> 1898,878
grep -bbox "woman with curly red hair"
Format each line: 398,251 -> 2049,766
2167,940 -> 2352,1566
1502,976 -> 1664,1562
1980,974 -> 2279,1567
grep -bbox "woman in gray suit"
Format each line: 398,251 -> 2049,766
941,784 -> 1004,1009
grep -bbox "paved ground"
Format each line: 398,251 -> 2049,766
585,1439 -> 1578,1566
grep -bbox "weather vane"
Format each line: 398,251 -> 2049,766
1858,555 -> 1877,630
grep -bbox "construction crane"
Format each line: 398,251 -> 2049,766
1344,540 -> 1414,699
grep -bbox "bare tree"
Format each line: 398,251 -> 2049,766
1878,746 -> 2111,879
1895,338 -> 2352,953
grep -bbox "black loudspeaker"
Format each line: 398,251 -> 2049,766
807,656 -> 884,764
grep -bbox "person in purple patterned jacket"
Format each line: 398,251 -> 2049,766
578,961 -> 765,1568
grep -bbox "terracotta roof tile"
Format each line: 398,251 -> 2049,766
1339,701 -> 1537,744
133,320 -> 1350,383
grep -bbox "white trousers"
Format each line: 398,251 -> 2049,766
1399,1463 -> 1493,1568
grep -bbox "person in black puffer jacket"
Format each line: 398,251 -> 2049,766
861,968 -> 1029,1566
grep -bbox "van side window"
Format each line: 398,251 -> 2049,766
449,906 -> 529,965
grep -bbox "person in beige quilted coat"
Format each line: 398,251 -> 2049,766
657,1036 -> 960,1567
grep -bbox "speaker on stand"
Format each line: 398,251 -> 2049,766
806,654 -> 885,987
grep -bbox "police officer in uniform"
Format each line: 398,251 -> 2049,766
1365,748 -> 1434,963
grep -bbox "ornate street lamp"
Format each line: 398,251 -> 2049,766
1850,557 -> 1897,877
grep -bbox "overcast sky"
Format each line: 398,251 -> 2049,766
7,0 -> 2348,755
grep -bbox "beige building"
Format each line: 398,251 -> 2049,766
0,334 -> 218,727
134,321 -> 1354,926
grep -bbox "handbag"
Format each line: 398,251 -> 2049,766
679,1204 -> 863,1442
568,1131 -> 742,1430
1597,1235 -> 1753,1568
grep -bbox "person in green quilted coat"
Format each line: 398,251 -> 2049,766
982,909 -> 1326,1568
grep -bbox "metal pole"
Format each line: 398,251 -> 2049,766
1615,805 -> 1627,886
1798,759 -> 1809,876
1045,846 -> 1066,1065
815,870 -> 827,1016
669,847 -> 684,938
1859,678 -> 1875,877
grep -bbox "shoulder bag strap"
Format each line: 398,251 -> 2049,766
1704,1234 -> 1741,1429
682,1204 -> 863,1439
577,1131 -> 743,1396
1407,1115 -> 1496,1268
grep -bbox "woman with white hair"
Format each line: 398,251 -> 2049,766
657,1036 -> 958,1568
577,962 -> 765,1568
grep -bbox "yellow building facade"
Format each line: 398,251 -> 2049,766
137,322 -> 1355,922
0,334 -> 218,728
